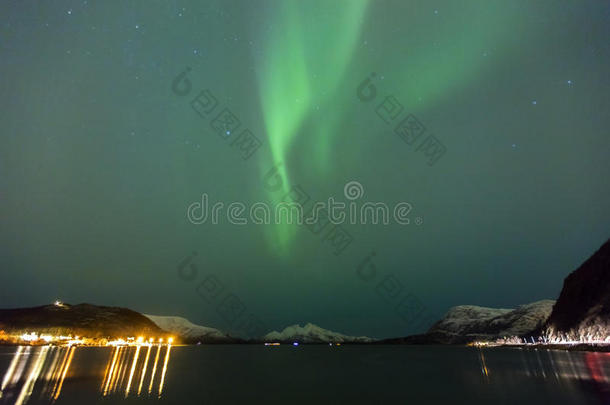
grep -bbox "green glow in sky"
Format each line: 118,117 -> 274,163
256,0 -> 369,255
2,0 -> 609,338
254,1 -> 522,255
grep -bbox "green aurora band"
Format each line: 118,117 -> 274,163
254,1 -> 524,256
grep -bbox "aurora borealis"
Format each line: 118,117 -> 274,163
1,0 -> 609,339
253,0 -> 369,253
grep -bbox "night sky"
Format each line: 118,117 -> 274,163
1,1 -> 609,339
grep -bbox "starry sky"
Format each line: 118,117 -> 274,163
1,0 -> 609,339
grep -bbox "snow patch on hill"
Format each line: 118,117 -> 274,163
426,300 -> 555,343
144,315 -> 231,342
263,323 -> 374,343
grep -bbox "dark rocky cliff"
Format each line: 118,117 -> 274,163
545,239 -> 610,338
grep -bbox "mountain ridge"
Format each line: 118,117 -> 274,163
144,314 -> 243,343
0,303 -> 163,338
382,300 -> 555,344
262,322 -> 375,343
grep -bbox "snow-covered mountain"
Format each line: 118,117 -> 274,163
144,315 -> 238,343
262,323 -> 375,343
421,300 -> 555,344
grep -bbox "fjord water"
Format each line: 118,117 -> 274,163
1,345 -> 609,405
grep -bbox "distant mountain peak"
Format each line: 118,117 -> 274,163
144,314 -> 240,343
263,323 -> 374,343
386,300 -> 555,345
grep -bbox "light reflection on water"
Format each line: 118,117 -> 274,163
477,348 -> 610,403
101,344 -> 172,398
0,346 -> 75,405
0,344 -> 172,404
477,348 -> 610,383
1,345 -> 609,404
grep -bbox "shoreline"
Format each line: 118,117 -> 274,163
2,341 -> 610,352
491,343 -> 610,352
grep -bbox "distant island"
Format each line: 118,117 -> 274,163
2,238 -> 608,350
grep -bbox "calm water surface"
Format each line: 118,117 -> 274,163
0,345 -> 609,404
